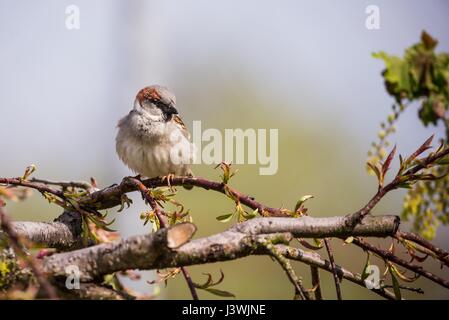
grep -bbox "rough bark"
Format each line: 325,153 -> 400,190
41,216 -> 398,281
10,211 -> 82,250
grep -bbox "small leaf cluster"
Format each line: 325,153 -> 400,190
373,31 -> 449,126
214,162 -> 258,223
139,188 -> 192,231
369,31 -> 449,239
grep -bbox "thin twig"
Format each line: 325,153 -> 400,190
310,266 -> 323,300
30,178 -> 93,191
0,200 -> 58,299
352,237 -> 449,289
348,141 -> 449,226
1,174 -> 290,218
126,177 -> 199,300
81,175 -> 291,217
0,177 -> 65,198
277,245 -> 397,299
324,238 -> 342,300
383,284 -> 424,294
180,266 -> 199,300
395,231 -> 449,267
262,241 -> 310,300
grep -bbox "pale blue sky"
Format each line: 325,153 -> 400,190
1,1 -> 448,178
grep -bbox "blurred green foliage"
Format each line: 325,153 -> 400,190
371,31 -> 449,239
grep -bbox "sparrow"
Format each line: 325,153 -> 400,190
116,85 -> 194,185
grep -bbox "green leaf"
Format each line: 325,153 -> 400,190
344,236 -> 354,244
390,264 -> 419,282
243,208 -> 258,219
204,288 -> 236,298
361,253 -> 371,281
81,215 -> 91,246
398,182 -> 412,189
367,162 -> 383,186
373,52 -> 403,85
421,30 -> 438,50
87,215 -> 116,232
436,156 -> 449,165
21,164 -> 37,181
294,195 -> 314,212
194,273 -> 213,289
216,213 -> 234,223
390,270 -> 402,300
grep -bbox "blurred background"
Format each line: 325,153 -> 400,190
1,0 -> 448,299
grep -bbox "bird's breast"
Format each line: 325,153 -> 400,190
116,124 -> 192,178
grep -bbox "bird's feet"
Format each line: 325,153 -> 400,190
161,173 -> 176,192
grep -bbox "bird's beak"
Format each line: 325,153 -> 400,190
164,103 -> 178,115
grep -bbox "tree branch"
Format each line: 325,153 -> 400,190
41,216 -> 398,282
126,177 -> 199,300
324,238 -> 342,300
347,138 -> 449,226
230,215 -> 399,238
262,242 -> 310,300
57,283 -> 134,300
352,237 -> 449,289
276,245 -> 396,300
310,266 -> 323,300
78,176 -> 291,216
395,231 -> 449,267
8,211 -> 83,250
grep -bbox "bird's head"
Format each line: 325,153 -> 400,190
134,85 -> 178,121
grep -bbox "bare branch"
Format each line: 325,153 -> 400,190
395,231 -> 449,267
352,237 -> 449,289
30,178 -> 95,192
8,211 -> 83,250
41,216 -> 398,282
262,241 -> 310,300
276,245 -> 396,300
42,222 -> 197,281
230,215 -> 399,238
79,176 -> 291,217
310,266 -> 323,300
57,283 -> 134,300
324,238 -> 342,300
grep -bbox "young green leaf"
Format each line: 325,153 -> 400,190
204,288 -> 236,298
361,253 -> 371,281
21,164 -> 36,181
367,161 -> 383,186
294,195 -> 314,213
344,236 -> 354,244
390,269 -> 402,300
389,264 -> 419,283
216,213 -> 234,223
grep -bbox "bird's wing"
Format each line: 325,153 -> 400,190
172,114 -> 195,179
172,114 -> 191,140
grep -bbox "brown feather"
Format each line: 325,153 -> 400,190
172,114 -> 191,140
